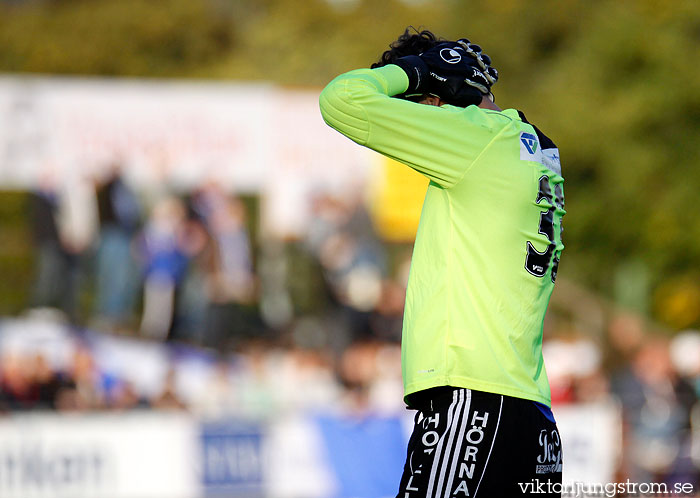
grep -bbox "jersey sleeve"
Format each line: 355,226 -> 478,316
319,64 -> 503,188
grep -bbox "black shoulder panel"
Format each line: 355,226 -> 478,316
517,111 -> 556,150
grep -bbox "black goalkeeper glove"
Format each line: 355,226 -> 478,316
455,39 -> 499,92
392,40 -> 498,107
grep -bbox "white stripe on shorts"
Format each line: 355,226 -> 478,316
434,389 -> 470,497
426,389 -> 461,498
473,395 -> 503,498
441,389 -> 473,497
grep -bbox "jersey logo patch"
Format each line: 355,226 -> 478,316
521,132 -> 538,154
520,131 -> 544,163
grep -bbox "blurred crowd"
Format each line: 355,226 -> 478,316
0,340 -> 182,413
27,165 -> 407,350
4,165 -> 700,487
30,165 -> 261,347
0,322 -> 403,418
7,162 -> 410,417
543,319 -> 700,486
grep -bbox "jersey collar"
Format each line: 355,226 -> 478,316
502,109 -> 522,120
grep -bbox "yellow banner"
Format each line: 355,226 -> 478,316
369,156 -> 428,242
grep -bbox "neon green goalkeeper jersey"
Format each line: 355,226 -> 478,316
319,64 -> 565,406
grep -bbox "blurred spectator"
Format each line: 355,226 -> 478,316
276,347 -> 339,414
235,341 -> 280,419
53,380 -> 86,412
32,353 -> 63,409
611,337 -> 698,484
63,344 -> 115,410
607,312 -> 647,368
337,340 -> 381,413
670,330 -> 700,397
333,339 -> 404,415
136,196 -> 189,341
544,337 -> 609,404
190,184 -> 258,349
0,351 -> 39,411
368,342 -> 404,414
54,171 -> 99,322
152,368 -> 187,411
192,359 -> 238,419
29,174 -> 65,311
304,192 -> 387,350
109,380 -> 150,411
368,261 -> 409,343
173,201 -> 213,343
670,331 -> 700,484
0,346 -> 110,413
94,165 -> 142,330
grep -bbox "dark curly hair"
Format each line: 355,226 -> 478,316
371,27 -> 444,69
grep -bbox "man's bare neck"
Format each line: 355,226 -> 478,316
478,96 -> 501,111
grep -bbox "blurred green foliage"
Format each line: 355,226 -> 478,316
0,0 -> 234,75
1,0 -> 700,328
0,192 -> 32,314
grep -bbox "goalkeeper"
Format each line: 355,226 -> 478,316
320,28 -> 565,497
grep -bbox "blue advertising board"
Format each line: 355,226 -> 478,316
201,421 -> 264,497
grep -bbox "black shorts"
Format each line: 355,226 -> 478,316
397,387 -> 562,498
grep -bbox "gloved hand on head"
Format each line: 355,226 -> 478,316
392,39 -> 498,107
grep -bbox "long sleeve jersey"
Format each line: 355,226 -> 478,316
319,64 -> 565,406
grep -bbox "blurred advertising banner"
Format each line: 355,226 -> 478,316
0,77 -> 272,191
0,77 -> 372,213
556,401 -> 622,485
0,413 -> 199,498
200,421 -> 264,496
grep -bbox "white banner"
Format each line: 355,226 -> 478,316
0,77 -> 274,191
0,413 -> 199,498
0,76 -> 372,192
556,401 -> 622,485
